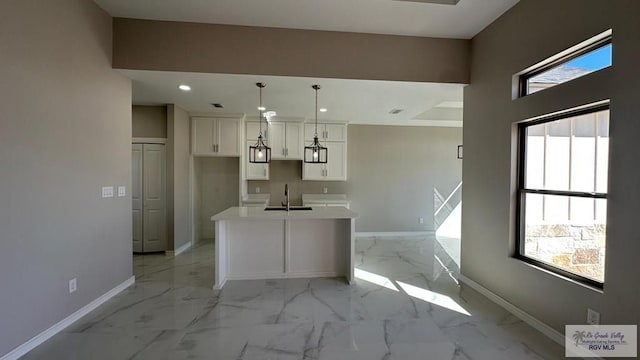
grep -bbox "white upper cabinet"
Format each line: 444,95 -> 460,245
302,141 -> 347,181
245,122 -> 269,180
303,123 -> 347,181
304,123 -> 346,142
325,141 -> 346,180
192,117 -> 241,156
245,140 -> 269,180
246,121 -> 267,140
270,121 -> 303,160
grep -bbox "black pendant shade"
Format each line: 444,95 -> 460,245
304,85 -> 328,164
249,82 -> 271,163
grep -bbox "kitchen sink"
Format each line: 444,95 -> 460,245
264,206 -> 313,211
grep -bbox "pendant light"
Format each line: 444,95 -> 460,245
304,85 -> 328,163
249,82 -> 271,163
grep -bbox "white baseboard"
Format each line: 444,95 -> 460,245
174,241 -> 192,256
1,276 -> 135,360
458,274 -> 566,345
213,279 -> 226,290
355,231 -> 434,238
215,272 -> 344,289
227,271 -> 341,281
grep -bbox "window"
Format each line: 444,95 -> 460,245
520,33 -> 612,96
517,104 -> 609,287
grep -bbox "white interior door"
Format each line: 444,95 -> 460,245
132,144 -> 143,253
142,144 -> 167,252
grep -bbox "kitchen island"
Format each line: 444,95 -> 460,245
211,206 -> 358,289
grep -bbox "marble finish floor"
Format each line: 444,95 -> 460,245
23,236 -> 564,359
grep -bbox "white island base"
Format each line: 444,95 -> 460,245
211,207 -> 357,289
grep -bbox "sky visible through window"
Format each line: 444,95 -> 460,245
525,43 -> 612,95
568,43 -> 612,70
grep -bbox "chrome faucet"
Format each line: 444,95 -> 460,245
282,184 -> 290,211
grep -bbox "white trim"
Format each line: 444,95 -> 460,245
1,276 -> 135,360
213,279 -> 226,290
227,272 -> 342,281
458,274 -> 567,346
174,241 -> 192,256
132,137 -> 166,144
355,231 -> 434,238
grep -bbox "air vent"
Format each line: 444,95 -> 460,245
389,109 -> 404,115
211,103 -> 224,108
393,0 -> 460,5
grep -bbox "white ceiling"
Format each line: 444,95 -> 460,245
120,70 -> 464,126
95,0 -> 519,39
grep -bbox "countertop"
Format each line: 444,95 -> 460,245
302,194 -> 350,203
211,206 -> 358,221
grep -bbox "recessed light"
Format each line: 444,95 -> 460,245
257,106 -> 266,111
178,84 -> 191,91
319,108 -> 328,113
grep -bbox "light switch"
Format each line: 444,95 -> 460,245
118,186 -> 126,197
102,186 -> 114,198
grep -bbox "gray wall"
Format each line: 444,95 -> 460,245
248,125 -> 462,232
248,161 -> 348,206
348,125 -> 462,232
462,0 -> 639,333
195,157 -> 240,239
113,18 -> 470,84
166,105 -> 192,251
132,105 -> 167,138
0,0 -> 132,356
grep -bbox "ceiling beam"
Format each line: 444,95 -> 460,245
113,18 -> 470,84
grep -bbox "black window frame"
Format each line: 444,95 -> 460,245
516,103 -> 610,289
519,37 -> 612,97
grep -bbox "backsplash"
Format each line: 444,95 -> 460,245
248,160 -> 347,206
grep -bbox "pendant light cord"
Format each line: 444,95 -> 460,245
313,85 -> 320,138
258,83 -> 263,137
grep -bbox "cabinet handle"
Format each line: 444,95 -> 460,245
285,148 -> 288,156
263,168 -> 267,177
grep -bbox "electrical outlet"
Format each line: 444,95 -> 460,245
69,278 -> 77,293
323,187 -> 328,194
117,186 -> 126,197
256,187 -> 260,193
587,308 -> 600,325
419,217 -> 424,224
101,186 -> 114,198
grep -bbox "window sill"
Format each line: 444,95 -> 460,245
512,256 -> 604,294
